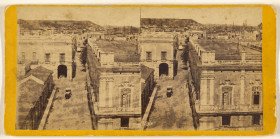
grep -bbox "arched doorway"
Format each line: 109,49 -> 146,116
159,63 -> 169,77
57,65 -> 67,78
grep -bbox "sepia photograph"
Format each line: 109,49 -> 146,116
15,6 -> 263,131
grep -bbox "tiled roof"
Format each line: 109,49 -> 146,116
141,65 -> 154,80
17,79 -> 44,121
25,66 -> 53,82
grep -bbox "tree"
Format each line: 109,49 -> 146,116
72,61 -> 77,79
80,45 -> 87,68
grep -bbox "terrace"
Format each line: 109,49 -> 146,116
92,39 -> 140,62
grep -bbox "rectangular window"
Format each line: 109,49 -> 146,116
222,115 -> 231,126
222,92 -> 230,106
161,51 -> 167,60
252,114 -> 260,125
32,52 -> 36,61
120,118 -> 129,128
120,88 -> 131,108
253,92 -> 260,105
146,51 -> 152,61
45,53 -> 50,63
21,52 -> 25,62
60,53 -> 65,63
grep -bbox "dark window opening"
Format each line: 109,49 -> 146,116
45,53 -> 50,63
60,53 -> 65,63
121,118 -> 129,128
253,92 -> 260,105
146,51 -> 152,61
222,116 -> 230,126
161,51 -> 167,60
252,115 -> 260,125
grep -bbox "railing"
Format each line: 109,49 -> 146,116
216,60 -> 242,65
114,62 -> 140,67
196,104 -> 262,113
31,60 -> 39,65
93,103 -> 141,115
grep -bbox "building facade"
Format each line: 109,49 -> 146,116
187,37 -> 262,130
139,32 -> 178,79
86,39 -> 155,130
18,34 -> 74,79
16,66 -> 54,129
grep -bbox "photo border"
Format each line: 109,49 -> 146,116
4,5 -> 276,136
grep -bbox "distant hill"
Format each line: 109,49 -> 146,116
18,19 -> 104,31
141,18 -> 201,28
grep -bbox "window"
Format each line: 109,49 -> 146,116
146,51 -> 152,61
222,92 -> 230,106
161,51 -> 167,60
252,87 -> 260,105
252,114 -> 260,125
120,118 -> 129,128
120,88 -> 131,108
32,52 -> 36,61
21,52 -> 25,62
253,92 -> 260,105
60,53 -> 65,63
222,116 -> 231,126
45,53 -> 50,63
221,86 -> 232,107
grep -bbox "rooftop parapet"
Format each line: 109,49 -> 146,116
189,38 -> 262,66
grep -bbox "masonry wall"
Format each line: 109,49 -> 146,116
199,115 -> 263,130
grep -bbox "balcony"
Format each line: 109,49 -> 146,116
31,60 -> 39,65
196,103 -> 262,114
93,102 -> 141,116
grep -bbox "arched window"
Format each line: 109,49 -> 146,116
120,88 -> 131,108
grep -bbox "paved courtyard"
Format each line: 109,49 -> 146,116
146,50 -> 194,130
44,53 -> 92,130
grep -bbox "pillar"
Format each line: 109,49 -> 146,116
200,77 -> 208,105
108,81 -> 113,107
240,70 -> 245,105
209,76 -> 215,105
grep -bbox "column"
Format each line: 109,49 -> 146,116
99,80 -> 106,107
209,76 -> 215,105
108,80 -> 113,107
200,77 -> 208,105
240,70 -> 245,105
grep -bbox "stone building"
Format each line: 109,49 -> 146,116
16,66 -> 54,129
139,32 -> 178,79
18,34 -> 74,79
187,37 -> 262,130
86,39 -> 155,130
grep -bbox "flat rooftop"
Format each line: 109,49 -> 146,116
196,39 -> 261,60
139,32 -> 175,43
94,40 -> 140,62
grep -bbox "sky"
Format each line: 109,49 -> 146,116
18,6 -> 262,27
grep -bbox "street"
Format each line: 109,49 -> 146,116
146,50 -> 194,130
43,52 -> 93,130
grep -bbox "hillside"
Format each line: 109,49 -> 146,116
18,19 -> 103,31
141,18 -> 201,28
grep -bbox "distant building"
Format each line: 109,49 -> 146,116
139,32 -> 178,79
18,34 -> 74,79
86,39 -> 155,130
187,38 -> 262,130
16,66 -> 54,129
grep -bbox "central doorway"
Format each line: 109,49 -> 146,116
159,63 -> 169,77
57,65 -> 67,78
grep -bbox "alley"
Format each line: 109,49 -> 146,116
146,50 -> 194,130
43,53 -> 93,130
